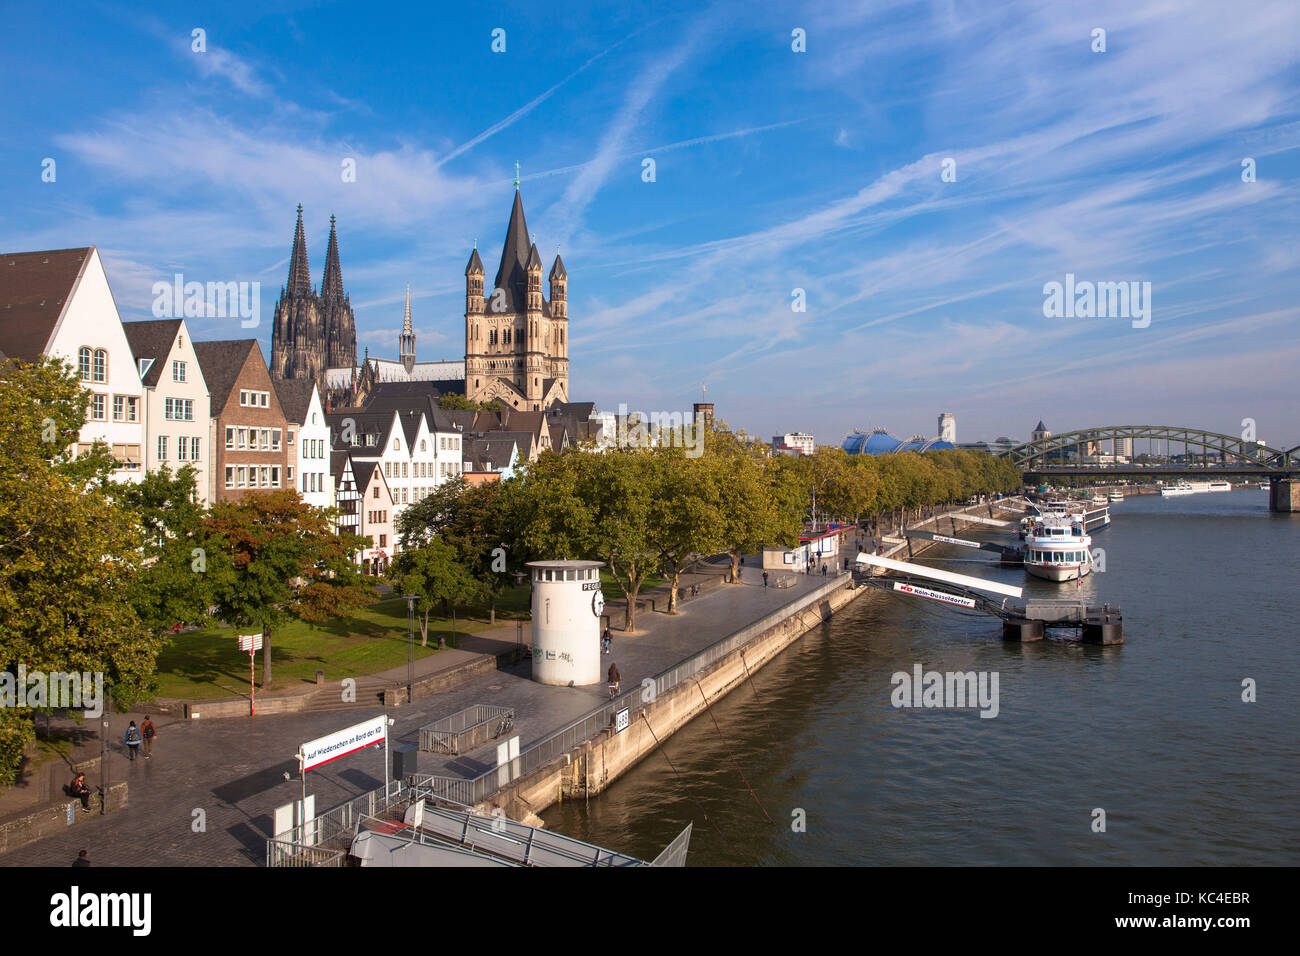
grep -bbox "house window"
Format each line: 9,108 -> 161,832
237,428 -> 247,450
260,392 -> 268,407
225,467 -> 234,488
237,466 -> 247,488
226,427 -> 235,449
113,396 -> 125,421
90,394 -> 106,420
93,349 -> 107,382
173,360 -> 186,382
420,440 -> 426,452
271,467 -> 279,487
373,486 -> 379,499
272,429 -> 281,451
385,462 -> 391,477
401,462 -> 408,478
79,347 -> 92,380
392,439 -> 399,451
178,436 -> 189,460
288,428 -> 295,446
379,534 -> 387,548
157,436 -> 167,460
192,437 -> 200,461
126,397 -> 139,422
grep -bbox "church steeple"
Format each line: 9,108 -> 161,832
399,283 -> 416,374
494,189 -> 531,311
287,204 -> 312,296
321,214 -> 343,300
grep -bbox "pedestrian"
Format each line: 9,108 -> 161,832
608,662 -> 621,697
821,563 -> 828,576
141,715 -> 156,759
72,850 -> 90,868
124,721 -> 141,761
740,555 -> 745,568
601,627 -> 611,654
762,570 -> 769,588
69,773 -> 91,812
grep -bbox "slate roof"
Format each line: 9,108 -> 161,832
122,319 -> 182,387
193,340 -> 261,417
351,458 -> 380,492
272,377 -> 317,425
465,436 -> 519,472
492,190 -> 532,314
0,247 -> 93,362
549,254 -> 566,280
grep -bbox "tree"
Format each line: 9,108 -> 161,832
438,393 -> 502,412
390,538 -> 483,646
707,427 -> 803,582
647,447 -> 725,613
520,447 -> 658,632
203,491 -> 374,688
396,476 -> 524,623
0,357 -> 160,783
116,464 -> 227,637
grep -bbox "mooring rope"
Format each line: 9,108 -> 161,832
639,711 -> 727,838
738,648 -> 786,754
692,678 -> 775,824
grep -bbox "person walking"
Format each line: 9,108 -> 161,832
69,773 -> 91,812
72,850 -> 90,868
141,715 -> 156,759
601,627 -> 611,654
124,721 -> 141,761
821,563 -> 828,576
762,570 -> 769,588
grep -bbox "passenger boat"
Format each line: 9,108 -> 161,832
1090,494 -> 1108,506
1108,491 -> 1125,502
1205,480 -> 1232,493
1160,482 -> 1195,497
1024,515 -> 1092,582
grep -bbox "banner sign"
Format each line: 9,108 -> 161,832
237,633 -> 263,652
932,534 -> 981,549
892,582 -> 977,609
299,714 -> 387,772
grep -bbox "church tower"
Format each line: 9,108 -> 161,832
270,204 -> 326,382
464,184 -> 568,409
270,206 -> 356,389
321,214 -> 356,372
399,283 -> 416,375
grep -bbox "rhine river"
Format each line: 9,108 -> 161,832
543,489 -> 1300,865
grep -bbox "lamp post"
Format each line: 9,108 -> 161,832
403,594 -> 417,704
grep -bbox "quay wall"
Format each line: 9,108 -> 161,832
487,499 -> 1025,824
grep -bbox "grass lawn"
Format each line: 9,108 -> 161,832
153,585 -> 530,700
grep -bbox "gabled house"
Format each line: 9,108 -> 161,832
0,247 -> 145,481
193,339 -> 290,503
273,377 -> 331,511
351,458 -> 394,575
123,318 -> 212,503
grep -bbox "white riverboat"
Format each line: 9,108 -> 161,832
1160,482 -> 1196,497
1108,491 -> 1125,502
1162,480 -> 1233,497
1024,515 -> 1093,582
1090,494 -> 1108,506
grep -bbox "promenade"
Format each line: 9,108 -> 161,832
1,555 -> 839,867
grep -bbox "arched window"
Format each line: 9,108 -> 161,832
93,349 -> 107,382
78,347 -> 92,380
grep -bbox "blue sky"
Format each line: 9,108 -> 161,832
2,0 -> 1298,448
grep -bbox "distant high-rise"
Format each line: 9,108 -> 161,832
938,413 -> 956,444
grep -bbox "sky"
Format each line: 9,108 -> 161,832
2,0 -> 1297,449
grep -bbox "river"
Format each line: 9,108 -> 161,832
542,488 -> 1300,865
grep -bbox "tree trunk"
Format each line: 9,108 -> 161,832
728,549 -> 741,582
419,611 -> 428,648
261,622 -> 272,689
623,581 -> 641,632
667,569 -> 681,613
490,595 -> 496,625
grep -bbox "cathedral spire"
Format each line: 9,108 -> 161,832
321,214 -> 344,300
494,189 -> 531,309
287,204 -> 312,296
400,282 -> 416,374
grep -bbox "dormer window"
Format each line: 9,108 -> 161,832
137,357 -> 154,379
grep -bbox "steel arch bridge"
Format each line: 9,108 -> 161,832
1000,426 -> 1299,473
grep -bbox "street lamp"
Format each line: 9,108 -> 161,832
403,594 -> 417,704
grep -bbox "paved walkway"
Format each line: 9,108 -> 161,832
1,554 -> 840,867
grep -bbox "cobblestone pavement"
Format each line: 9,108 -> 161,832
2,556 -> 841,867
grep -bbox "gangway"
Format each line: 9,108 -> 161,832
904,529 -> 1024,562
853,553 -> 1122,644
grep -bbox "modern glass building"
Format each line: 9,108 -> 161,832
841,428 -> 956,455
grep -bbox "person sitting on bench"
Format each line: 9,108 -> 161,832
69,773 -> 91,812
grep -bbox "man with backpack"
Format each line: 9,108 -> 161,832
141,716 -> 157,759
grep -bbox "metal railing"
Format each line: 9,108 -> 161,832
411,575 -> 847,807
266,778 -> 405,866
419,704 -> 515,755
